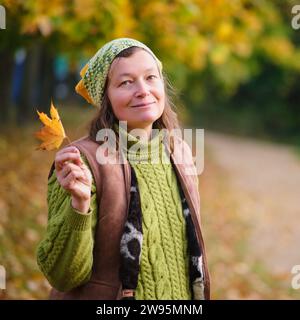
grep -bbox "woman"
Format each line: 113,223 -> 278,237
36,38 -> 210,300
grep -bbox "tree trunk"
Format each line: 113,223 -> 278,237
0,50 -> 14,124
39,45 -> 55,111
17,43 -> 41,125
17,42 -> 55,125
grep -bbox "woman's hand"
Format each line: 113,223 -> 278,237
55,146 -> 92,214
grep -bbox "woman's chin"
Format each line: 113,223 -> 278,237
133,113 -> 160,124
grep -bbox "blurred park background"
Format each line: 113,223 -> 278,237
1,0 -> 300,299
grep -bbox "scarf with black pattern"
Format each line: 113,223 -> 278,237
119,164 -> 205,300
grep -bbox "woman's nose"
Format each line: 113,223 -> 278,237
134,80 -> 150,97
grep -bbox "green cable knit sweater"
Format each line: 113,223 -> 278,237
37,125 -> 191,300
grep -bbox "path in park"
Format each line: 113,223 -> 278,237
205,131 -> 300,275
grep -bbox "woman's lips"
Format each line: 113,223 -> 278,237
131,102 -> 155,108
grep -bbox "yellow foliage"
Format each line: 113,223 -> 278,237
34,102 -> 67,151
210,44 -> 230,65
3,0 -> 299,85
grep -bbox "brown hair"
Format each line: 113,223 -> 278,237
88,46 -> 181,148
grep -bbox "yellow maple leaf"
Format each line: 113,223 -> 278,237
35,102 -> 69,150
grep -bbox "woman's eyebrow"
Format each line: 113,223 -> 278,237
117,68 -> 157,78
118,73 -> 133,78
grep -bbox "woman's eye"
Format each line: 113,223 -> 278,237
147,75 -> 157,80
120,80 -> 132,86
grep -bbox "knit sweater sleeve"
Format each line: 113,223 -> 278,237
36,155 -> 98,292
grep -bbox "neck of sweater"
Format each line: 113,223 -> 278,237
113,123 -> 164,163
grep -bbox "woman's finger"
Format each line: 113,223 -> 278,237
80,164 -> 93,181
55,153 -> 83,171
60,170 -> 85,190
56,146 -> 79,158
59,162 -> 82,179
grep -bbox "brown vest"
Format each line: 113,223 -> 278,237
49,135 -> 210,300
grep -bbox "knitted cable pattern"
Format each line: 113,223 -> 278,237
133,163 -> 191,299
117,123 -> 204,300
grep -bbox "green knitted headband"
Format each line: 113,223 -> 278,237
75,38 -> 163,107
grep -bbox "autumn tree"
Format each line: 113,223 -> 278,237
1,0 -> 299,132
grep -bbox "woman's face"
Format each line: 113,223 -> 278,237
107,49 -> 165,133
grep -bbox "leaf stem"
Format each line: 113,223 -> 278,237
66,136 -> 72,144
